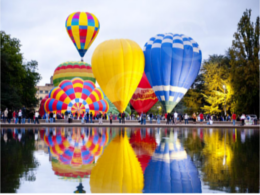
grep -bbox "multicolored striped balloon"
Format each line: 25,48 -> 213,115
45,128 -> 109,167
66,12 -> 100,59
44,78 -> 109,116
53,61 -> 96,87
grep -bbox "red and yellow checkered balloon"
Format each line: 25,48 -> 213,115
66,12 -> 100,59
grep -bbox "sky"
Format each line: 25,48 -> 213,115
1,0 -> 259,86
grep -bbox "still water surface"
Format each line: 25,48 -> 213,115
1,127 -> 259,193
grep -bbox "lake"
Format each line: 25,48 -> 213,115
1,127 -> 259,193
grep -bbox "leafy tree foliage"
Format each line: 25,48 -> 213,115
182,9 -> 259,116
228,9 -> 259,115
1,31 -> 41,110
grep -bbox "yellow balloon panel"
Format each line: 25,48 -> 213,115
90,133 -> 144,193
91,39 -> 145,112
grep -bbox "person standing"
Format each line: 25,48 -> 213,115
199,112 -> 204,123
164,113 -> 167,122
157,113 -> 161,124
192,112 -> 196,124
149,113 -> 153,124
4,108 -> 8,123
29,110 -> 34,123
109,113 -> 113,124
240,114 -> 246,126
232,112 -> 236,126
85,112 -> 89,123
122,112 -> 125,124
64,111 -> 68,122
15,110 -> 19,124
49,112 -> 53,123
34,111 -> 40,124
12,110 -> 16,123
18,109 -> 22,124
118,113 -> 122,123
142,112 -> 146,125
140,113 -> 143,125
99,112 -> 103,124
53,113 -> 56,123
166,113 -> 171,125
45,112 -> 49,123
7,109 -> 12,124
22,106 -> 26,124
90,112 -> 93,123
174,111 -> 178,124
184,114 -> 189,124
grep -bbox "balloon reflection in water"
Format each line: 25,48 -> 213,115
44,128 -> 109,167
90,130 -> 144,193
129,129 -> 157,172
143,130 -> 202,193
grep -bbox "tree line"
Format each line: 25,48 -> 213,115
1,31 -> 41,110
179,9 -> 259,117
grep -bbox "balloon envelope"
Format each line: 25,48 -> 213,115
130,73 -> 158,114
143,33 -> 202,113
92,39 -> 145,113
53,61 -> 95,87
66,12 -> 100,59
44,78 -> 109,115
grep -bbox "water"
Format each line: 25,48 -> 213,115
1,127 -> 259,193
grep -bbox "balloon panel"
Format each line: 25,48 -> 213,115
144,33 -> 202,113
92,39 -> 145,113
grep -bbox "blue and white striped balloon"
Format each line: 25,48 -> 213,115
143,33 -> 202,113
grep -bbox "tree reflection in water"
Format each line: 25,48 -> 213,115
183,128 -> 259,193
1,129 -> 39,193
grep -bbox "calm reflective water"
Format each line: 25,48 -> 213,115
1,127 -> 259,193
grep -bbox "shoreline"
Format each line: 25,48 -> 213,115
1,122 -> 259,129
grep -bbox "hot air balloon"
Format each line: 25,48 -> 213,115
65,12 -> 100,60
143,131 -> 202,193
91,39 -> 145,113
130,73 -> 158,114
90,130 -> 144,193
143,33 -> 202,113
44,78 -> 109,116
53,61 -> 96,87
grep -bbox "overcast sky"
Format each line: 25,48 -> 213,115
1,0 -> 259,85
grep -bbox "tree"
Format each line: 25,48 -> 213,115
201,57 -> 234,115
228,9 -> 259,115
0,31 -> 41,110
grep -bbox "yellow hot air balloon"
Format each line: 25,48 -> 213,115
90,131 -> 144,193
91,39 -> 145,112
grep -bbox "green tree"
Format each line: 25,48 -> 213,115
228,9 -> 259,115
1,31 -> 41,110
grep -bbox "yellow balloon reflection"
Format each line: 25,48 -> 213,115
90,130 -> 144,193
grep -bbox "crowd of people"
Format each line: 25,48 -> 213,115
0,106 -> 255,126
0,106 -> 40,124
